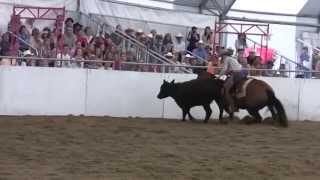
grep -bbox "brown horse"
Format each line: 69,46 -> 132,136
197,72 -> 288,127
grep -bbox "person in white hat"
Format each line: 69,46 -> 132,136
174,33 -> 185,53
164,52 -> 174,58
184,53 -> 196,67
22,49 -> 35,66
193,40 -> 208,62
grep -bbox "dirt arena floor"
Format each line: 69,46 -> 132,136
0,116 -> 320,180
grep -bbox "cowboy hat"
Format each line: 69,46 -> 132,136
165,52 -> 173,57
185,54 -> 194,58
23,50 -> 34,57
175,33 -> 183,37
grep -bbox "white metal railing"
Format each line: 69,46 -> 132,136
1,56 -> 319,77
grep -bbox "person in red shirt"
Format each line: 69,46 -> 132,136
76,30 -> 88,48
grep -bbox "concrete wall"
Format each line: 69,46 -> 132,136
0,66 -> 319,121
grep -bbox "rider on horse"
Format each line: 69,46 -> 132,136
219,48 -> 247,113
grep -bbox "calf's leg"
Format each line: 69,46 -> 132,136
182,108 -> 187,121
188,108 -> 196,121
203,104 -> 212,123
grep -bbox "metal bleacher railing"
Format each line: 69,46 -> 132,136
1,55 -> 320,78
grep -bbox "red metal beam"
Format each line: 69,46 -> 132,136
213,21 -> 271,56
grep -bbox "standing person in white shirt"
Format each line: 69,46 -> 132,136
219,48 -> 244,113
235,33 -> 247,52
56,44 -> 71,67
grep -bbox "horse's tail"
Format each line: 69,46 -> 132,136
266,90 -> 288,127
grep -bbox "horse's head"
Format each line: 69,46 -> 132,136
157,80 -> 176,99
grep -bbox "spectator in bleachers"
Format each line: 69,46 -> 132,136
40,27 -> 55,67
300,47 -> 310,66
262,60 -> 275,77
187,26 -> 200,52
65,18 -> 74,28
71,48 -> 84,68
25,19 -> 34,35
312,49 -> 320,71
83,45 -> 96,69
315,60 -> 320,78
56,44 -> 71,68
162,33 -> 174,54
0,32 -> 12,57
73,22 -> 83,36
164,52 -> 176,73
0,32 -> 16,66
18,25 -> 30,52
235,33 -> 247,52
64,17 -> 73,41
202,26 -> 213,46
76,29 -> 88,48
247,51 -> 256,67
22,50 -> 36,66
95,46 -> 106,69
106,46 -> 118,69
250,56 -> 262,76
111,25 -> 124,52
174,33 -> 185,54
147,29 -> 158,54
187,54 -> 197,66
182,54 -> 191,66
135,29 -> 144,41
111,25 -> 123,51
84,26 -> 94,44
125,28 -> 135,38
154,34 -> 163,54
30,28 -> 42,56
299,46 -> 311,78
113,52 -> 125,70
193,40 -> 208,61
63,26 -> 76,49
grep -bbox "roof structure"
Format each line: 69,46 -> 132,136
103,0 -> 237,16
107,0 -> 318,18
298,0 -> 320,18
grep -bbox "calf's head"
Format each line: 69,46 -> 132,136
157,80 -> 175,99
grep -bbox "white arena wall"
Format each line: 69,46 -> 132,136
0,66 -> 319,121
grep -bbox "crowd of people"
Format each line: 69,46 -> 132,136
0,16 -> 304,77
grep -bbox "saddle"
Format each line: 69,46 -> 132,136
232,78 -> 254,99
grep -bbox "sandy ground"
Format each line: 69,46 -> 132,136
0,116 -> 319,180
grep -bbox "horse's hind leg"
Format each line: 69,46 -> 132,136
203,104 -> 212,123
268,105 -> 277,121
248,109 -> 262,124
